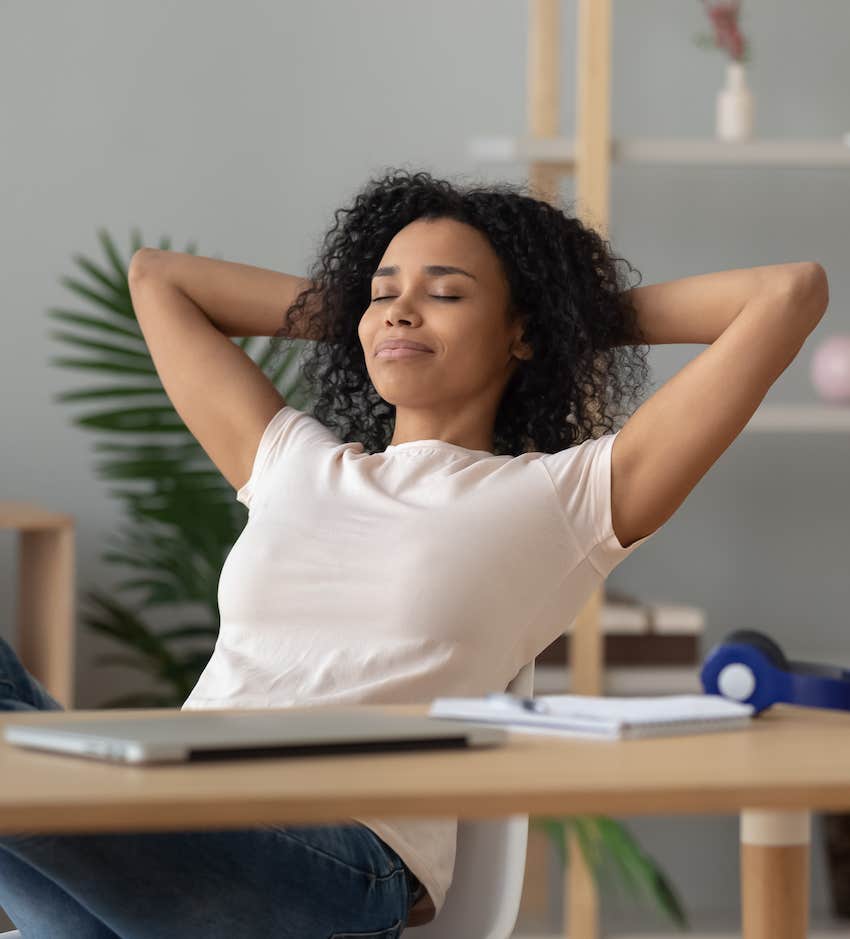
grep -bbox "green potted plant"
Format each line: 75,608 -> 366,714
48,229 -> 686,928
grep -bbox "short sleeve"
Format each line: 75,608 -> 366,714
236,404 -> 341,510
539,430 -> 659,578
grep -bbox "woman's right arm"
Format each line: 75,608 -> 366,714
128,248 -> 323,339
127,249 -> 318,493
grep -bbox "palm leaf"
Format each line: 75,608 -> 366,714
156,625 -> 220,642
47,331 -> 152,360
49,357 -> 159,375
71,252 -> 130,299
93,440 -> 200,455
47,309 -> 142,340
97,228 -> 136,283
58,275 -> 136,319
75,406 -> 188,431
54,387 -> 164,403
530,815 -> 689,928
595,818 -> 688,927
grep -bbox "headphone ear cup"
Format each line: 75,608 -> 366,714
723,629 -> 789,670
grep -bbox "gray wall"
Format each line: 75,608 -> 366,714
2,0 -> 848,929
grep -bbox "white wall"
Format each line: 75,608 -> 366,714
2,0 -> 849,928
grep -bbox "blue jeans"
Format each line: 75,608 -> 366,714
0,636 -> 425,938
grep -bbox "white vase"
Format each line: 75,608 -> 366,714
715,61 -> 754,140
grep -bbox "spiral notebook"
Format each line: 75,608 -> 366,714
428,693 -> 754,739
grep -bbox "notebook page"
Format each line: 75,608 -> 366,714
474,716 -> 753,740
536,694 -> 754,725
428,694 -> 754,738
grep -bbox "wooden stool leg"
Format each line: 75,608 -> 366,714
740,809 -> 810,939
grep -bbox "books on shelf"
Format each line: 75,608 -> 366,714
536,593 -> 706,669
534,664 -> 703,697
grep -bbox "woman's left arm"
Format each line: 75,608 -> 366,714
617,261 -> 825,347
609,263 -> 829,550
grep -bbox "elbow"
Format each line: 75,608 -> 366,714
773,262 -> 830,327
807,262 -> 829,308
793,261 -> 829,302
797,262 -> 830,321
128,248 -> 160,286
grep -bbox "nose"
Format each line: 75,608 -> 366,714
385,299 -> 419,326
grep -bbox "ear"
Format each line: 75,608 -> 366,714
509,310 -> 533,360
512,323 -> 533,361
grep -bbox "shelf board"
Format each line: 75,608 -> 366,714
613,404 -> 850,433
742,404 -> 850,433
613,404 -> 849,434
469,135 -> 850,168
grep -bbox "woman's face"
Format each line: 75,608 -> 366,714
358,216 -> 530,421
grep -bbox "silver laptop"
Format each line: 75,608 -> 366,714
2,707 -> 508,765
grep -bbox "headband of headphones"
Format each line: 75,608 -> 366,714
700,629 -> 850,715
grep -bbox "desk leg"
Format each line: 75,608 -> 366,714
740,809 -> 810,939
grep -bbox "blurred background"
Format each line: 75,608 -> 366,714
2,1 -> 849,935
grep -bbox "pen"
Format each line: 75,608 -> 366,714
486,693 -> 548,714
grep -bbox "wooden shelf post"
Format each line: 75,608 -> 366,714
524,0 -> 613,936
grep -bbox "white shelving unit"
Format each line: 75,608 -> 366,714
469,135 -> 850,168
479,4 -> 848,935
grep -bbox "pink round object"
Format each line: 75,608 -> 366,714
810,335 -> 850,403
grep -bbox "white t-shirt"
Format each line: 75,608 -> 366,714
181,404 -> 659,921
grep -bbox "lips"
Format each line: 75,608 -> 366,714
375,339 -> 433,355
376,347 -> 432,360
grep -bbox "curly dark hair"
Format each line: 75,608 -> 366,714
269,167 -> 652,457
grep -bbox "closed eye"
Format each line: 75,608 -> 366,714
372,296 -> 461,302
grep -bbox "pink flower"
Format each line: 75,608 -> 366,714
702,0 -> 748,62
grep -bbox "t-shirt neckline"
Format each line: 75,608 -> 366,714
384,439 -> 494,457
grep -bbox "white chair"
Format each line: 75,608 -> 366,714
409,658 -> 534,938
0,660 -> 534,939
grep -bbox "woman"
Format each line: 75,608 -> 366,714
0,168 -> 828,937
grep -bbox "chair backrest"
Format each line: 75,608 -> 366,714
409,659 -> 535,938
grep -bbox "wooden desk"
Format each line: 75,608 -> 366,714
1,702 -> 846,938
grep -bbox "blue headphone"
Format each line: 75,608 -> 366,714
700,629 -> 850,716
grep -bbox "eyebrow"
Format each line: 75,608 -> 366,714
371,264 -> 478,281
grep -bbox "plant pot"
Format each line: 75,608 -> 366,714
716,61 -> 754,140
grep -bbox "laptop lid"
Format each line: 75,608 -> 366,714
2,707 -> 508,765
